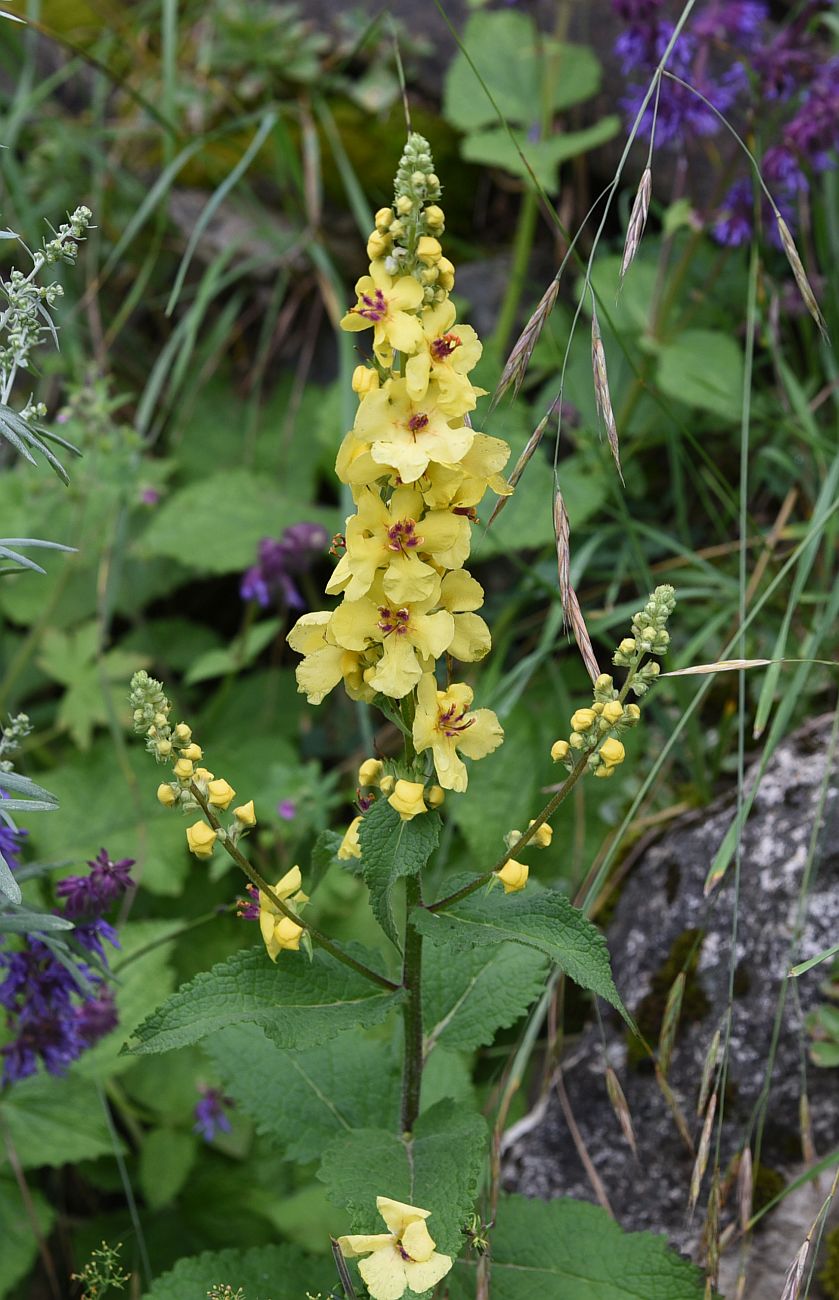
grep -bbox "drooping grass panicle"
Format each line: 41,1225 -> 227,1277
737,1145 -> 753,1235
486,398 -> 558,529
619,166 -> 652,287
591,302 -> 623,483
688,1089 -> 717,1217
657,970 -> 684,1079
553,486 -> 600,684
492,276 -> 559,409
605,1065 -> 637,1157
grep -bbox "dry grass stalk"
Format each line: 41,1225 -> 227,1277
702,1171 -> 721,1286
776,214 -> 828,339
605,1066 -> 637,1157
737,1146 -> 753,1234
553,487 -> 601,684
620,167 -> 652,285
689,1090 -> 718,1216
800,1091 -> 817,1168
697,1029 -> 721,1115
591,306 -> 624,483
492,276 -> 560,408
555,1068 -> 615,1216
780,1238 -> 811,1300
654,1064 -> 694,1153
486,402 -> 556,529
658,972 -> 685,1079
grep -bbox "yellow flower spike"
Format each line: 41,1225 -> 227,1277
550,740 -> 570,762
602,701 -> 624,725
173,757 -> 195,781
234,800 -> 256,827
379,775 -> 396,796
258,866 -> 308,961
340,264 -> 425,367
352,365 -> 380,397
599,737 -> 626,768
387,779 -> 428,821
173,723 -> 192,743
207,778 -> 236,809
186,821 -> 217,859
495,859 -> 529,894
338,815 -> 362,860
337,1196 -> 453,1300
570,708 -> 597,733
426,784 -> 445,809
358,758 -> 384,788
157,783 -> 177,807
180,742 -> 203,762
528,820 -> 553,849
195,767 -> 215,783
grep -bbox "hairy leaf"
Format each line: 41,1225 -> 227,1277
0,1074 -> 118,1168
358,799 -> 440,946
126,945 -> 402,1055
0,1176 -> 54,1300
423,942 -> 548,1052
142,1243 -> 335,1300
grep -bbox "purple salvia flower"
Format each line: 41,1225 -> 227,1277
75,989 -> 119,1045
193,1086 -> 235,1141
240,522 -> 329,609
56,848 -> 134,919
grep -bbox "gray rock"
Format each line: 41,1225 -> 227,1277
502,713 -> 839,1295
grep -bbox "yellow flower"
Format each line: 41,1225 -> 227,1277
602,701 -> 624,725
550,740 -> 570,762
599,737 -> 626,767
340,263 -> 425,366
438,569 -> 491,662
330,585 -> 454,701
287,611 -> 372,706
388,779 -> 428,820
527,820 -> 553,848
208,778 -> 236,809
157,783 -> 177,807
374,206 -> 394,231
424,204 -> 445,232
180,742 -> 203,761
404,299 -> 483,413
155,738 -> 172,757
426,784 -> 445,808
367,230 -> 391,261
258,866 -> 309,961
173,722 -> 192,743
358,758 -> 384,788
195,767 -> 215,782
326,485 -> 470,605
413,674 -> 503,792
495,858 -> 529,893
338,1196 -> 453,1300
338,815 -> 362,860
353,379 -> 474,484
173,757 -> 194,781
420,433 -> 513,512
186,821 -> 217,859
379,774 -> 395,795
234,800 -> 256,826
570,708 -> 597,733
437,256 -> 455,291
416,235 -> 442,263
352,365 -> 380,397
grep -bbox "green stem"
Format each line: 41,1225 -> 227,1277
428,757 -> 590,913
401,873 -> 424,1133
490,185 -> 539,359
189,784 -> 399,992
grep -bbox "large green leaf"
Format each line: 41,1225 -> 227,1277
413,884 -> 628,1022
138,468 -> 337,574
205,1023 -> 400,1164
143,1242 -> 335,1300
358,799 -> 441,945
318,1099 -> 486,1257
656,329 -> 744,421
126,945 -> 402,1055
0,1176 -> 54,1300
138,1128 -> 197,1209
462,119 -> 619,191
423,942 -> 548,1053
0,1073 -> 117,1169
449,1194 -> 709,1299
443,12 -> 602,132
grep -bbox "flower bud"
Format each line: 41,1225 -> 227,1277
424,204 -> 445,232
374,206 -> 393,231
594,764 -> 616,778
551,739 -> 570,761
195,767 -> 215,782
186,821 -> 217,859
570,708 -> 597,733
388,779 -> 428,821
569,732 -> 585,749
602,701 -> 624,725
437,256 -> 455,290
623,704 -> 641,724
379,774 -> 395,795
174,722 -> 192,743
208,778 -> 236,809
599,737 -> 625,767
426,784 -> 445,808
337,815 -> 362,860
367,231 -> 391,261
173,757 -> 194,781
416,236 -> 442,263
396,195 -> 413,216
156,739 -> 172,757
180,742 -> 203,761
358,758 -> 384,787
619,638 -> 636,655
594,674 -> 614,693
234,800 -> 256,827
410,170 -> 425,188
352,365 -> 380,396
389,219 -> 405,238
528,820 -> 553,849
495,859 -> 529,894
157,783 -> 177,807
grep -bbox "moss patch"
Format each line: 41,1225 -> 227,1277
820,1224 -> 839,1298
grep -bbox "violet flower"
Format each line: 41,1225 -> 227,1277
56,848 -> 135,918
240,522 -> 328,610
194,1086 -> 235,1141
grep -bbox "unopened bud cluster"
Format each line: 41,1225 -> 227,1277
551,586 -> 676,779
338,756 -> 446,859
367,132 -> 452,299
43,205 -> 93,264
129,670 -> 256,860
0,712 -> 32,771
494,819 -> 554,894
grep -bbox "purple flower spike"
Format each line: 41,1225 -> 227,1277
56,848 -> 135,919
240,522 -> 329,610
194,1086 -> 235,1141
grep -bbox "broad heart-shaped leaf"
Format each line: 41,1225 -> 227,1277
0,1073 -> 118,1168
126,944 -> 402,1056
205,1023 -> 400,1165
423,942 -> 549,1053
413,884 -> 629,1024
462,118 -> 620,191
358,799 -> 440,946
142,1242 -> 335,1300
448,1195 -> 710,1299
443,11 -> 602,132
318,1099 -> 486,1257
0,1176 -> 54,1300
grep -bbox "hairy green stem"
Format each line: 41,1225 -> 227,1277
401,873 -> 425,1133
189,784 -> 399,992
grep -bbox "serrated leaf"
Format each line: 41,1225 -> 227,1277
142,1242 -> 335,1300
413,884 -> 628,1022
205,1023 -> 400,1165
0,1176 -> 54,1300
126,945 -> 402,1056
462,119 -> 619,191
0,1073 -> 118,1168
358,800 -> 440,946
449,1194 -> 709,1299
318,1099 -> 487,1256
423,942 -> 548,1053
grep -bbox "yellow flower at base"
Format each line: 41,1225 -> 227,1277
186,821 -> 217,859
258,866 -> 308,962
207,778 -> 236,809
599,737 -> 626,768
388,780 -> 427,821
340,263 -> 425,367
550,740 -> 570,762
495,859 -> 529,893
234,800 -> 256,827
338,815 -> 362,861
157,783 -> 177,807
338,1197 -> 453,1300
